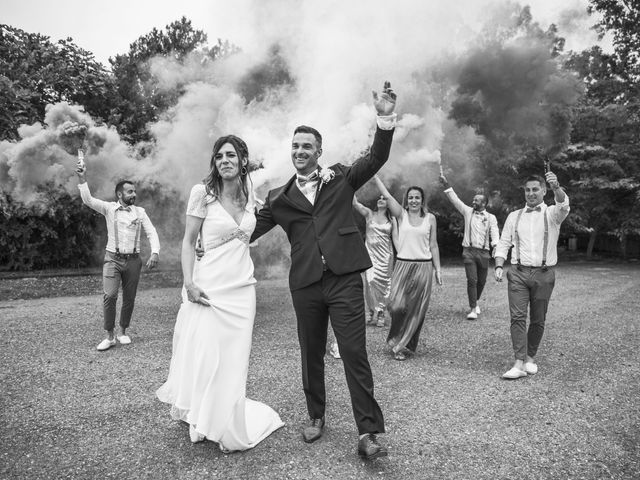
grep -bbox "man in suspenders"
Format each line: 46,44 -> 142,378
494,172 -> 569,379
76,164 -> 160,351
440,175 -> 500,320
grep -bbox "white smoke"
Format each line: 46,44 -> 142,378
141,0 -> 490,198
0,0 -> 601,204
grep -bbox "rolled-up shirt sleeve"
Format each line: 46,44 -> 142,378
490,215 -> 500,250
549,194 -> 570,225
140,210 -> 160,255
494,211 -> 516,261
443,188 -> 470,216
78,182 -> 110,215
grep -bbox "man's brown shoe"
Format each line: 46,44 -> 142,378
358,433 -> 388,460
302,417 -> 325,443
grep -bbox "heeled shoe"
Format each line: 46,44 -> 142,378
189,425 -> 205,443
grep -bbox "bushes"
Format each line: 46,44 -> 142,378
0,187 -> 100,270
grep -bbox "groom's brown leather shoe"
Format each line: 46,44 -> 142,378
302,417 -> 325,443
358,433 -> 388,460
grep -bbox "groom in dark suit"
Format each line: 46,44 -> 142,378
251,82 -> 397,460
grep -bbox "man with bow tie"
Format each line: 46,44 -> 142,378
251,81 -> 397,460
440,174 -> 500,320
76,164 -> 160,351
494,171 -> 569,379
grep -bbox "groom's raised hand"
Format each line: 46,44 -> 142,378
372,81 -> 397,116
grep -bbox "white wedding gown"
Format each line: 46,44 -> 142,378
156,184 -> 283,452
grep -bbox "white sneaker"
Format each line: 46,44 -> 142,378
524,361 -> 538,375
117,334 -> 132,345
96,338 -> 116,351
466,310 -> 478,320
475,306 -> 481,314
502,367 -> 527,379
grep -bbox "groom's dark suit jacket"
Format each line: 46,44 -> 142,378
251,127 -> 394,291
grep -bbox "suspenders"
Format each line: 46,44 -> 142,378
513,207 -> 549,270
467,212 -> 491,250
113,207 -> 141,256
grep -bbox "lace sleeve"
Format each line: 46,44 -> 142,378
186,184 -> 208,218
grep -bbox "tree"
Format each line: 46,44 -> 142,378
0,24 -> 114,141
237,44 -> 294,103
588,0 -> 640,101
448,5 -> 583,212
108,17 -> 224,144
559,1 -> 640,256
0,186 -> 101,270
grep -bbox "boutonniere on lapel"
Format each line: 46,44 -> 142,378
318,167 -> 335,185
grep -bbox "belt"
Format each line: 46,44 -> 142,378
515,264 -> 553,271
109,251 -> 139,259
464,246 -> 490,252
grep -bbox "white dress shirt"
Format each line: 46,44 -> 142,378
78,183 -> 160,255
296,171 -> 320,205
444,188 -> 499,251
495,196 -> 570,267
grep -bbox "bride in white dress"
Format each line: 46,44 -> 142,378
156,135 -> 284,452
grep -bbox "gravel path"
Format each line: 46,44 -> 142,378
1,264 -> 639,479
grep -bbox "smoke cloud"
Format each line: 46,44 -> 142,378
0,0 -> 597,266
0,103 -> 134,203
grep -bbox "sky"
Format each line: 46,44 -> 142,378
3,0 -> 605,67
2,0 -> 255,65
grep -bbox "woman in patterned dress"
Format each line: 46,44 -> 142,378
352,175 -> 395,327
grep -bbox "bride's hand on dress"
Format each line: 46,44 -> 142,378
195,241 -> 205,261
186,284 -> 211,306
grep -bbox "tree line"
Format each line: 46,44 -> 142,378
1,2 -> 639,270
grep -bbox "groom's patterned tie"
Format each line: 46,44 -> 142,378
297,171 -> 319,186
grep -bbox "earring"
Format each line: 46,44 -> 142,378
241,166 -> 248,176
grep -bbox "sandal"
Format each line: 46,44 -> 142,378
393,351 -> 406,361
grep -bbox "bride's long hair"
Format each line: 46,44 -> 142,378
203,135 -> 252,206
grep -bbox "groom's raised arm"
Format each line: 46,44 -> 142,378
346,81 -> 397,190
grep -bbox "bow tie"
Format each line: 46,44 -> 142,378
118,206 -> 132,212
473,210 -> 485,216
525,206 -> 542,213
297,171 -> 319,186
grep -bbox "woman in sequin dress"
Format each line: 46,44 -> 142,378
352,175 -> 395,327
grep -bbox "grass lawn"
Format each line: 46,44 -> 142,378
1,262 -> 639,479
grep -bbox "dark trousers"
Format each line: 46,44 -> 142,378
462,247 -> 490,308
506,266 -> 556,360
102,251 -> 142,331
290,270 -> 385,435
